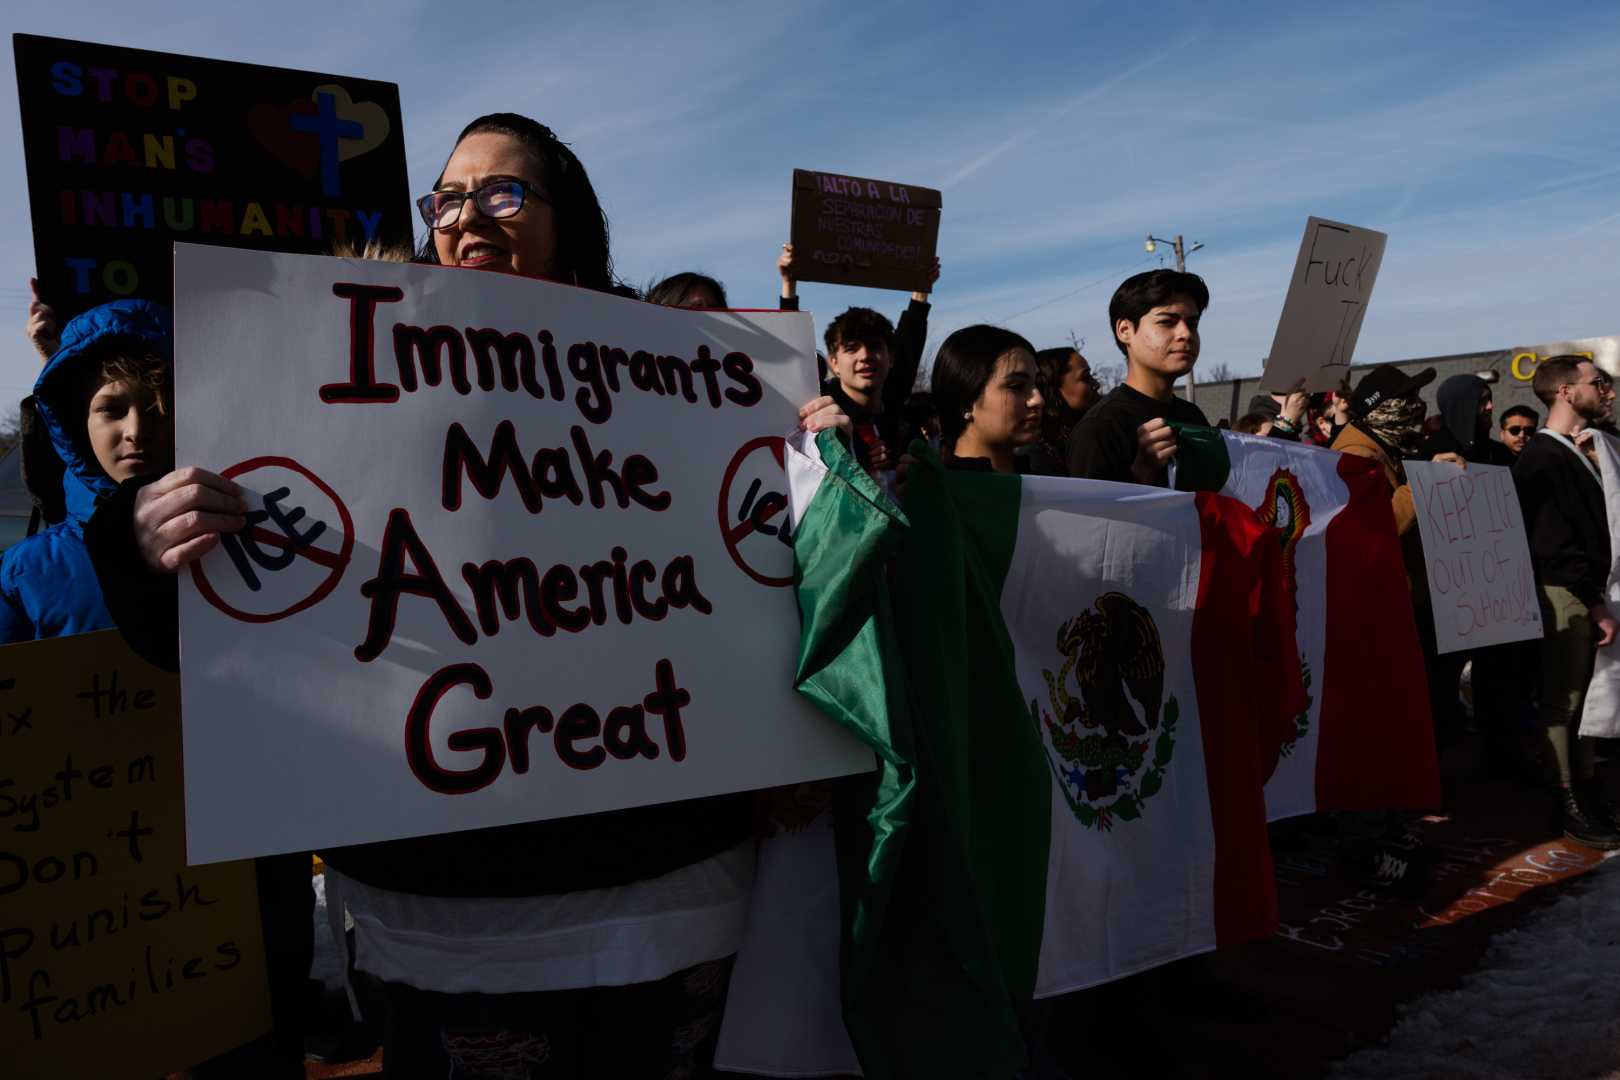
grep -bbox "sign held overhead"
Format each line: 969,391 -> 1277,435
1261,217 -> 1387,392
789,169 -> 941,293
12,33 -> 413,321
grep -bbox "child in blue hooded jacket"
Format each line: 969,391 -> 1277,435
6,297 -> 313,1076
0,298 -> 173,641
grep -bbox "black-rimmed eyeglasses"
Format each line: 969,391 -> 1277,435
416,179 -> 548,231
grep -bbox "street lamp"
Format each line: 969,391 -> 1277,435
1144,234 -> 1204,273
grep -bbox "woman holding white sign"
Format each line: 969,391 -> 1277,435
92,112 -> 849,1079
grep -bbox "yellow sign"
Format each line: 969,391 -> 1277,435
1507,335 -> 1620,382
0,631 -> 270,1078
1511,350 -> 1593,382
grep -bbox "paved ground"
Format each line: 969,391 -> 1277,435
291,745 -> 1620,1079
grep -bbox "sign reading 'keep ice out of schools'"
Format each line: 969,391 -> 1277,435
1261,217 -> 1387,393
0,631 -> 269,1079
13,33 -> 412,322
789,169 -> 942,293
1405,461 -> 1543,655
174,245 -> 874,864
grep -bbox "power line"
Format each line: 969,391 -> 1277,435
998,252 -> 1158,324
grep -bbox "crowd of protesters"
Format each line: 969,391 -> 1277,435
6,108 -> 1617,1079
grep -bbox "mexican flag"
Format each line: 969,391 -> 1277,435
717,431 -> 1303,1080
1173,427 -> 1440,820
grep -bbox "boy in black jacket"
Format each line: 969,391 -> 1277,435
1514,355 -> 1620,849
1066,269 -> 1209,484
777,242 -> 938,469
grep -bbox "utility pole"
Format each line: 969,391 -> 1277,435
1144,233 -> 1204,400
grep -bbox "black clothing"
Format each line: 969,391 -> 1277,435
83,480 -> 750,899
83,475 -> 176,668
1019,439 -> 1068,477
1423,375 -> 1516,465
1515,432 -> 1611,609
950,452 -> 1062,477
1065,383 -> 1208,484
1424,424 -> 1516,466
788,294 -> 931,464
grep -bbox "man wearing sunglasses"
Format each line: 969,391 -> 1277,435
1515,355 -> 1620,849
1498,405 -> 1539,458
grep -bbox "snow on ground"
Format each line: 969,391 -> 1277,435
1332,858 -> 1620,1080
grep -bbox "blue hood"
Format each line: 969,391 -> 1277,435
33,299 -> 172,524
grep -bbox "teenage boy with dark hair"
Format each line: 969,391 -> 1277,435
820,306 -> 899,471
1515,355 -> 1620,848
1066,269 -> 1210,484
1499,404 -> 1539,457
777,243 -> 940,469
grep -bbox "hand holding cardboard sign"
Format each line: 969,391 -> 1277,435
1277,378 -> 1308,427
25,278 -> 58,362
134,466 -> 249,571
778,242 -> 797,300
911,256 -> 942,302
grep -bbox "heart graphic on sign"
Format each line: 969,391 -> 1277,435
311,84 -> 392,161
248,85 -> 392,177
248,100 -> 320,177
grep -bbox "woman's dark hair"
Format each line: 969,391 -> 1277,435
1033,347 -> 1073,390
416,113 -> 619,293
1108,269 -> 1209,356
1034,346 -> 1077,447
645,272 -> 727,308
931,324 -> 1036,450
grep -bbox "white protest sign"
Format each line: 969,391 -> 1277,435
1405,461 -> 1542,654
173,245 -> 873,864
1261,217 -> 1387,392
1580,431 -> 1620,739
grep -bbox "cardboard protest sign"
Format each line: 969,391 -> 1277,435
1405,461 -> 1543,654
173,244 -> 875,864
789,169 -> 941,292
1262,217 -> 1387,392
0,631 -> 270,1079
14,33 -> 412,322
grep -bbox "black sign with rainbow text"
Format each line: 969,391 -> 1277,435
14,33 -> 413,321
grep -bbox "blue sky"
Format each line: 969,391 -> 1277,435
4,1 -> 1619,406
